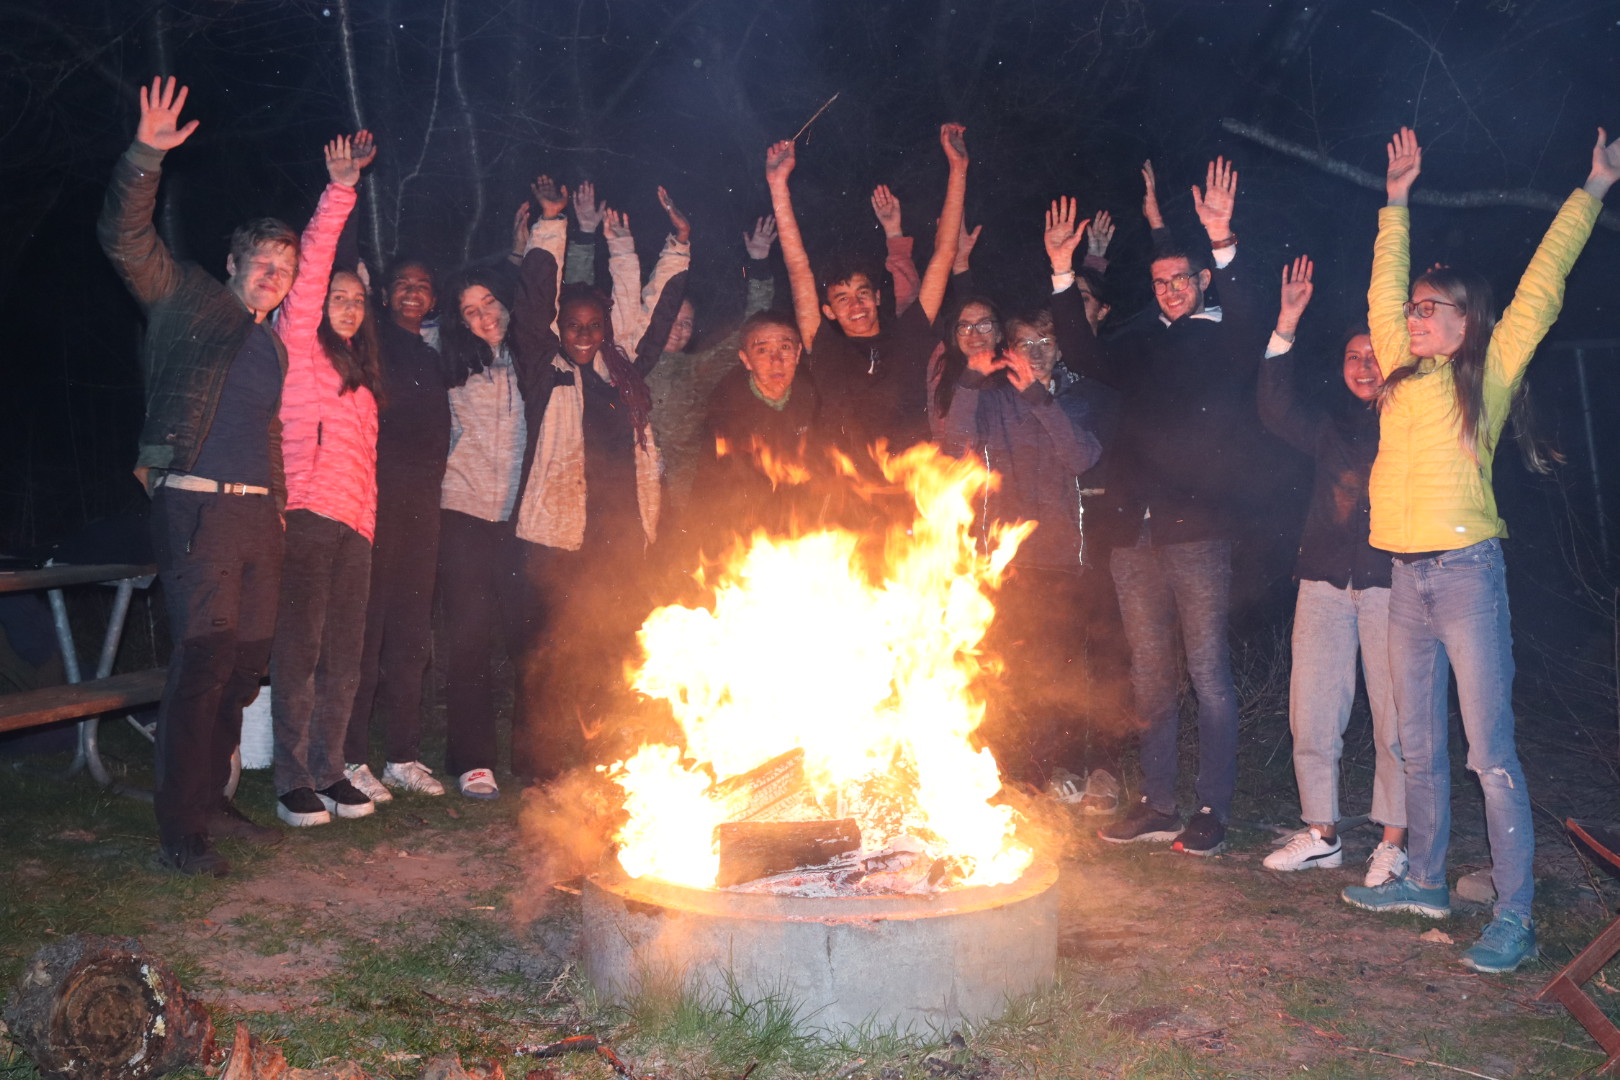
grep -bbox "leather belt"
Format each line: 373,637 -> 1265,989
154,472 -> 270,497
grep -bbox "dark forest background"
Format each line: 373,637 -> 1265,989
2,0 -> 1618,664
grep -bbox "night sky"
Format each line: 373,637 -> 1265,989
3,0 -> 1618,643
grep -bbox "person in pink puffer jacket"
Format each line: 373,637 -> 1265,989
268,133 -> 384,827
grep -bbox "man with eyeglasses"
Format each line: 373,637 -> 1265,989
764,125 -> 968,465
1046,157 -> 1262,857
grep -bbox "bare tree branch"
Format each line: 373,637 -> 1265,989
1219,118 -> 1620,232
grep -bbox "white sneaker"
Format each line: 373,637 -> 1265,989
1077,769 -> 1121,816
458,768 -> 500,800
1364,841 -> 1409,887
1263,826 -> 1343,871
382,760 -> 446,796
344,763 -> 394,803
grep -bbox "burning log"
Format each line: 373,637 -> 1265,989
708,748 -> 813,822
3,935 -> 216,1080
715,818 -> 861,887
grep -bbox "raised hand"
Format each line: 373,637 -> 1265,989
657,185 -> 691,243
871,185 -> 902,237
1192,156 -> 1237,240
531,175 -> 569,219
572,180 -> 605,232
954,220 -> 982,273
352,129 -> 378,171
1086,209 -> 1116,257
1003,350 -> 1037,392
1141,160 -> 1164,230
1277,255 -> 1314,334
940,123 -> 969,170
765,140 -> 797,185
325,134 -> 364,187
602,208 -> 631,242
136,76 -> 199,152
1044,197 -> 1088,273
1585,127 -> 1620,200
1385,127 -> 1422,206
965,348 -> 1005,378
511,201 -> 532,257
743,215 -> 777,259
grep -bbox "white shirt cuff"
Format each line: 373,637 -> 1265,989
1265,331 -> 1295,358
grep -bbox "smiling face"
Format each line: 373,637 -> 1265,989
664,300 -> 696,353
738,320 -> 802,401
952,301 -> 1001,357
1406,282 -> 1467,358
387,264 -> 435,332
822,273 -> 881,338
1008,319 -> 1059,383
1342,334 -> 1382,402
325,271 -> 368,341
226,241 -> 299,319
1150,256 -> 1209,322
458,284 -> 509,350
560,297 -> 607,366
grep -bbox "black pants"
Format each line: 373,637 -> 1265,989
149,487 -> 282,844
437,510 -> 530,778
270,510 -> 373,794
983,565 -> 1127,787
345,475 -> 442,765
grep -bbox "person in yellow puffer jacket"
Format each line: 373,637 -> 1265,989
1340,124 -> 1620,977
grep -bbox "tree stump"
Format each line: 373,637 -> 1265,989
3,935 -> 216,1080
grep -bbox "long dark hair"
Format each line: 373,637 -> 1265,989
1378,268 -> 1559,473
937,294 -> 1002,418
318,270 -> 384,407
439,266 -> 513,388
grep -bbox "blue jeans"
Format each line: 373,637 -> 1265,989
1388,539 -> 1532,920
1109,538 -> 1238,821
1289,579 -> 1404,829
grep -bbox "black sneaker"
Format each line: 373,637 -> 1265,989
316,778 -> 376,819
160,833 -> 231,878
278,786 -> 333,827
1098,796 -> 1181,844
1172,806 -> 1227,856
209,799 -> 285,845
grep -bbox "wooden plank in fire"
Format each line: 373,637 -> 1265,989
714,818 -> 862,887
709,747 -> 814,822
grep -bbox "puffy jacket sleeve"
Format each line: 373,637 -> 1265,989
606,232 -> 643,348
1489,188 -> 1602,394
276,182 -> 358,371
1368,206 -> 1412,379
97,142 -> 181,309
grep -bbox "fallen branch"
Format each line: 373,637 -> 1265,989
1218,118 -> 1620,233
1339,1044 -> 1504,1079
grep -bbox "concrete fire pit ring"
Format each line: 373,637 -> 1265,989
581,860 -> 1059,1034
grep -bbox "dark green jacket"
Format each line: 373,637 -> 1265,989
97,142 -> 288,506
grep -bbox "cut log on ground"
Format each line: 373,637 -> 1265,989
715,818 -> 861,887
3,934 -> 216,1080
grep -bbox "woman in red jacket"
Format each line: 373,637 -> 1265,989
269,133 -> 385,827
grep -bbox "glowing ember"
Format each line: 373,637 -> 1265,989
604,443 -> 1036,892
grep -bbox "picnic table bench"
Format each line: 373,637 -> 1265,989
0,562 -> 165,787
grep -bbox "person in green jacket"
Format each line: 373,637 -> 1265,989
1340,124 -> 1620,975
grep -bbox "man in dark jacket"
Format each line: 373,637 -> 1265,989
98,77 -> 297,876
1046,159 -> 1261,856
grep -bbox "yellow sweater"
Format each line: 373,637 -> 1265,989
1367,190 -> 1601,552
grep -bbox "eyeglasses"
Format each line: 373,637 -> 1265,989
954,318 -> 996,336
1014,337 -> 1054,351
1151,273 -> 1196,295
1403,298 -> 1460,319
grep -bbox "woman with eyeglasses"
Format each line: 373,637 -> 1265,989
1339,125 -> 1619,975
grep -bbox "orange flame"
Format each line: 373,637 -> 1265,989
604,442 -> 1035,890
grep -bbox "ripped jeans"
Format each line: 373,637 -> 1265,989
1389,539 -> 1532,919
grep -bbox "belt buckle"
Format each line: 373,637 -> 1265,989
221,482 -> 246,496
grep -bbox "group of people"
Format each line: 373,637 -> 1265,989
101,75 -> 1618,978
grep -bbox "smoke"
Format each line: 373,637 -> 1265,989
511,767 -> 625,925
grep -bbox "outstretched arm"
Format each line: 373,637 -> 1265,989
1191,155 -> 1238,252
1368,129 -> 1419,376
98,77 -> 201,307
638,185 -> 693,327
601,206 -> 643,347
564,179 -> 604,284
276,133 -> 367,357
1258,256 -> 1321,455
742,215 -> 777,316
873,186 -> 922,315
766,139 -> 822,348
918,123 -> 969,323
1141,160 -> 1165,230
